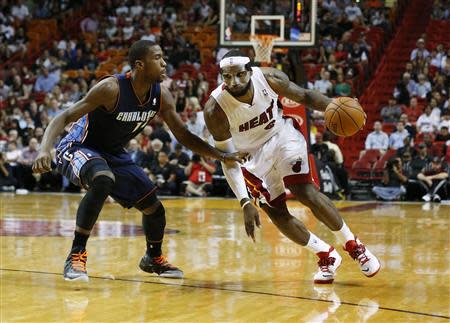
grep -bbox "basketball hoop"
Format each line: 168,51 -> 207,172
250,34 -> 279,66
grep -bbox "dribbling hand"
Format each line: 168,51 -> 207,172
32,150 -> 53,174
242,202 -> 261,242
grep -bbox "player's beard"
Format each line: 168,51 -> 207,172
228,80 -> 252,97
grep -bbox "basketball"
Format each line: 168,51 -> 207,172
324,97 -> 366,137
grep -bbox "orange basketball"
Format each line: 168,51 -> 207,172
324,97 -> 366,137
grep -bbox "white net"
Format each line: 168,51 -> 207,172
250,35 -> 278,64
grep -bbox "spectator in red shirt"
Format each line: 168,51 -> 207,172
403,96 -> 422,120
334,43 -> 348,62
184,154 -> 216,197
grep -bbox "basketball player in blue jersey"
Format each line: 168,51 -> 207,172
204,50 -> 381,284
32,40 -> 245,282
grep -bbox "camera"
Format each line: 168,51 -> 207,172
386,158 -> 400,170
192,154 -> 201,163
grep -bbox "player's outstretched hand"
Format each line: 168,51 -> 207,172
222,151 -> 249,165
32,150 -> 52,174
243,202 -> 261,242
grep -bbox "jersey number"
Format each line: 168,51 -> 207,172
132,122 -> 146,133
198,171 -> 206,182
264,120 -> 276,130
63,151 -> 73,162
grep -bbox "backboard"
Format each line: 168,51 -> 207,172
219,0 -> 317,48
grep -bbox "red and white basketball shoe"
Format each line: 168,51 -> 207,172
344,237 -> 381,277
313,247 -> 342,284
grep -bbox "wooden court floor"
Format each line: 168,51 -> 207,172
0,193 -> 449,322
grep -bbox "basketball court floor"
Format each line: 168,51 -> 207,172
1,193 -> 449,322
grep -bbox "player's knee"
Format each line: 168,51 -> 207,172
141,201 -> 164,216
81,159 -> 115,188
92,170 -> 115,183
135,191 -> 160,214
89,174 -> 115,196
264,205 -> 290,224
290,184 -> 318,206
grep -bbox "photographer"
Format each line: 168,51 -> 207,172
372,157 -> 407,201
184,154 -> 216,197
0,152 -> 17,191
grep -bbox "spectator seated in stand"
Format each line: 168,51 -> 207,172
410,38 -> 430,61
394,72 -> 417,105
148,151 -> 178,196
417,156 -> 449,202
403,143 -> 431,201
363,121 -> 389,156
403,96 -> 422,121
183,154 -> 216,197
169,143 -> 190,170
396,136 -> 417,158
415,73 -> 432,99
381,97 -> 403,123
416,105 -> 439,134
16,137 -> 39,191
389,121 -> 410,150
34,67 -> 60,93
314,70 -> 333,96
0,152 -> 17,191
334,73 -> 351,97
150,121 -> 172,150
186,112 -> 204,138
322,131 -> 348,195
435,126 -> 450,156
168,143 -> 191,192
127,138 -> 149,168
399,113 -> 417,139
372,157 -> 407,201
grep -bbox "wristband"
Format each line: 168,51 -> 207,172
241,200 -> 251,208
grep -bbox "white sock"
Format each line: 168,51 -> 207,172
333,221 -> 354,244
305,232 -> 331,253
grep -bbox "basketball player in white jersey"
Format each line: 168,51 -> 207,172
204,50 -> 381,283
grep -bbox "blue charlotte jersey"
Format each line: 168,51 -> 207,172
59,73 -> 161,153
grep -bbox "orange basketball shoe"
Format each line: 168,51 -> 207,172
64,248 -> 89,282
344,237 -> 381,277
313,247 -> 342,284
139,254 -> 184,279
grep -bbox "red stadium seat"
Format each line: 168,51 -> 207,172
350,160 -> 372,180
371,159 -> 386,181
360,149 -> 381,164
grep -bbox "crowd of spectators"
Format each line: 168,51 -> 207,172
362,0 -> 450,202
3,0 -> 447,201
298,0 -> 390,97
0,0 -> 224,195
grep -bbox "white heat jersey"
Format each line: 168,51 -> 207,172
211,67 -> 283,152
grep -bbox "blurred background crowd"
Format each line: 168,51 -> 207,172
1,0 -> 449,201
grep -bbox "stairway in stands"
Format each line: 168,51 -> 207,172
342,0 -> 434,169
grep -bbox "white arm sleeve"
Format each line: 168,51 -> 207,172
215,138 -> 249,202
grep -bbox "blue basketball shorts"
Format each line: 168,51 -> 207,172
56,142 -> 156,209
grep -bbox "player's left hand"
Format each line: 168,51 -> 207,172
222,151 -> 250,165
242,202 -> 261,242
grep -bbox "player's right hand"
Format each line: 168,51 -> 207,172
242,202 -> 261,242
32,150 -> 52,174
